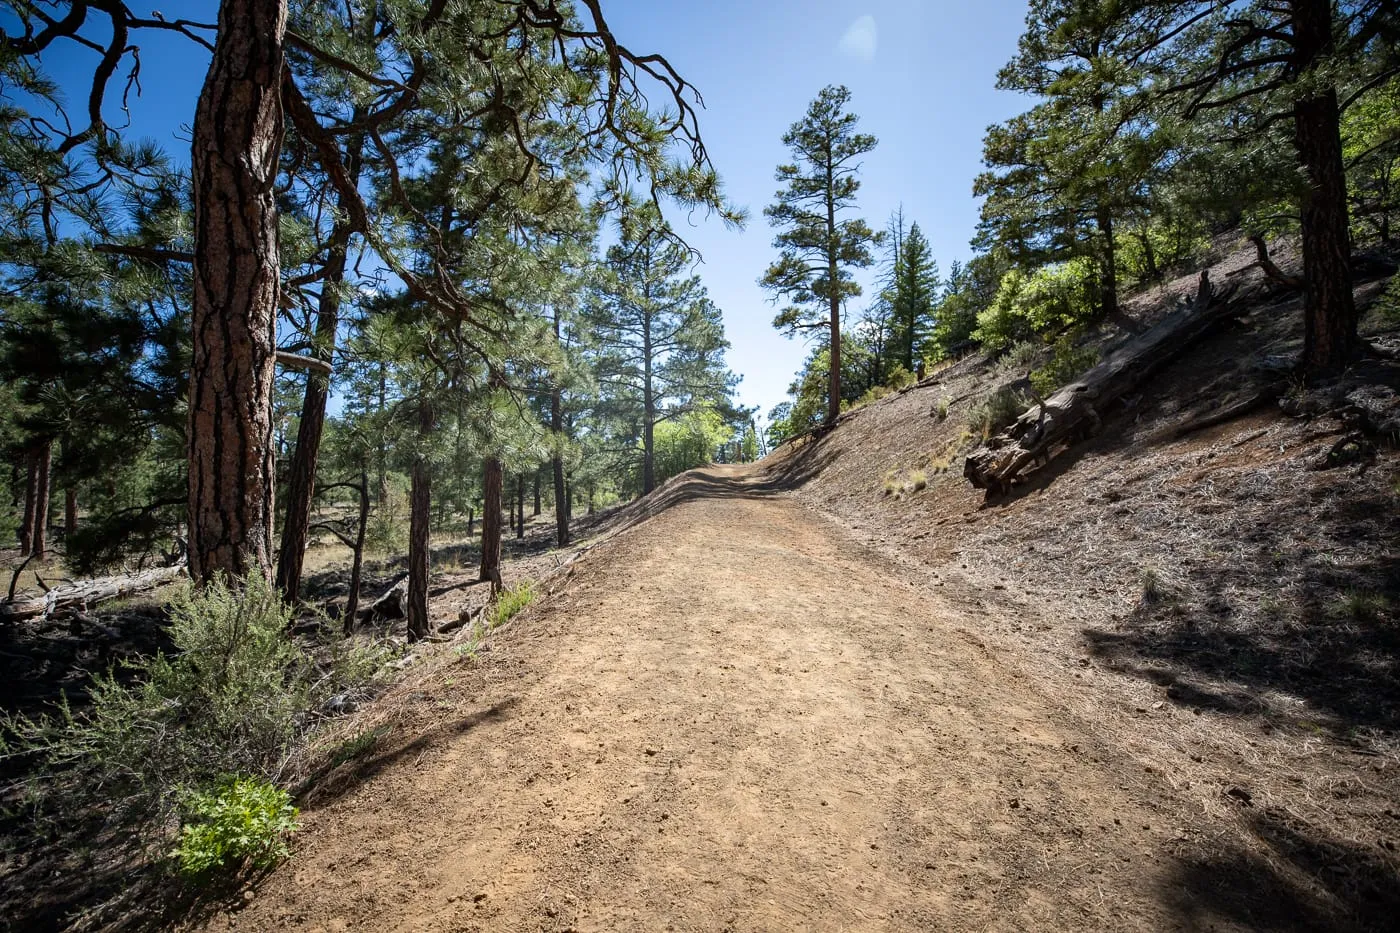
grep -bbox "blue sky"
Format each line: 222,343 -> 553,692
28,0 -> 1033,418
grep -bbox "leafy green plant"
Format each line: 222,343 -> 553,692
968,386 -> 1031,440
175,777 -> 299,879
1,574 -> 384,881
1030,336 -> 1099,397
491,582 -> 536,628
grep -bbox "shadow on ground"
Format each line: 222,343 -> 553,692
1163,807 -> 1400,933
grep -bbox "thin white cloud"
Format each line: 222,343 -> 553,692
838,15 -> 878,62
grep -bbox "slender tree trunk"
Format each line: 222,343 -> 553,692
1290,0 -> 1357,374
532,472 -> 541,516
64,487 -> 77,537
406,401 -> 434,642
19,450 -> 37,555
479,456 -> 503,590
343,469 -> 369,636
825,153 -> 842,428
508,485 -> 516,534
466,507 -> 474,537
642,321 -> 656,494
31,441 -> 50,560
406,455 -> 431,641
1096,206 -> 1119,319
551,309 -> 569,547
588,481 -> 595,516
276,128 -> 366,602
515,476 -> 525,540
187,0 -> 287,585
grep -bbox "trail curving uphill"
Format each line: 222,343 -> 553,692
207,464 -> 1217,932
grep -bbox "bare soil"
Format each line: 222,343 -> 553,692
192,459 -> 1385,933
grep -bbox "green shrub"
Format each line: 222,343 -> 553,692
1,574 -> 383,880
175,776 -> 299,879
968,386 -> 1031,440
1373,274 -> 1400,326
491,581 -> 536,628
1030,336 -> 1099,397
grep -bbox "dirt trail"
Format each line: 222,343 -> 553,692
208,464 -> 1219,932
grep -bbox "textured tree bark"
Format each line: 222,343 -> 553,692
343,469 -> 369,636
31,441 -> 50,560
1291,0 -> 1357,375
479,456 -> 503,591
275,129 -> 366,602
187,0 -> 288,585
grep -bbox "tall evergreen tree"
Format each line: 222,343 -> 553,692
761,85 -> 880,428
586,203 -> 736,495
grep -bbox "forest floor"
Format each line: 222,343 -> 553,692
194,459 -> 1389,933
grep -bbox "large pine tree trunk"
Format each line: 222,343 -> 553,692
187,0 -> 287,585
31,441 -> 50,560
275,130 -> 366,602
1291,0 -> 1357,375
479,456 -> 503,590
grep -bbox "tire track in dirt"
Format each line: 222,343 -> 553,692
206,464 -> 1212,932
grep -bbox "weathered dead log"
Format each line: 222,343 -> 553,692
359,572 -> 408,623
0,564 -> 186,622
965,271 -> 1233,493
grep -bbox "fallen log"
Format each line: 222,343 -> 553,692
965,271 -> 1234,493
359,572 -> 409,623
0,564 -> 186,623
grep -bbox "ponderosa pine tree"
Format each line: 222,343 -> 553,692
889,221 -> 939,372
762,85 -> 880,428
586,202 -> 736,495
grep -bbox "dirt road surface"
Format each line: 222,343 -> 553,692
205,465 -> 1239,932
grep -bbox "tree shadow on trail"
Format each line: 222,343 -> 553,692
295,695 -> 520,811
1162,807 -> 1400,933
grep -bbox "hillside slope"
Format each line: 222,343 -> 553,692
764,237 -> 1400,927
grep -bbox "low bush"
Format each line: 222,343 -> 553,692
174,777 -> 299,879
491,581 -> 536,627
1,573 -> 384,884
969,386 -> 1032,440
1030,336 -> 1099,397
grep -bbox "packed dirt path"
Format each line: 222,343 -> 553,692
208,464 -> 1227,932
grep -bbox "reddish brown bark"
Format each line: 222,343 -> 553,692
187,0 -> 288,585
64,487 -> 77,536
1290,0 -> 1358,374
